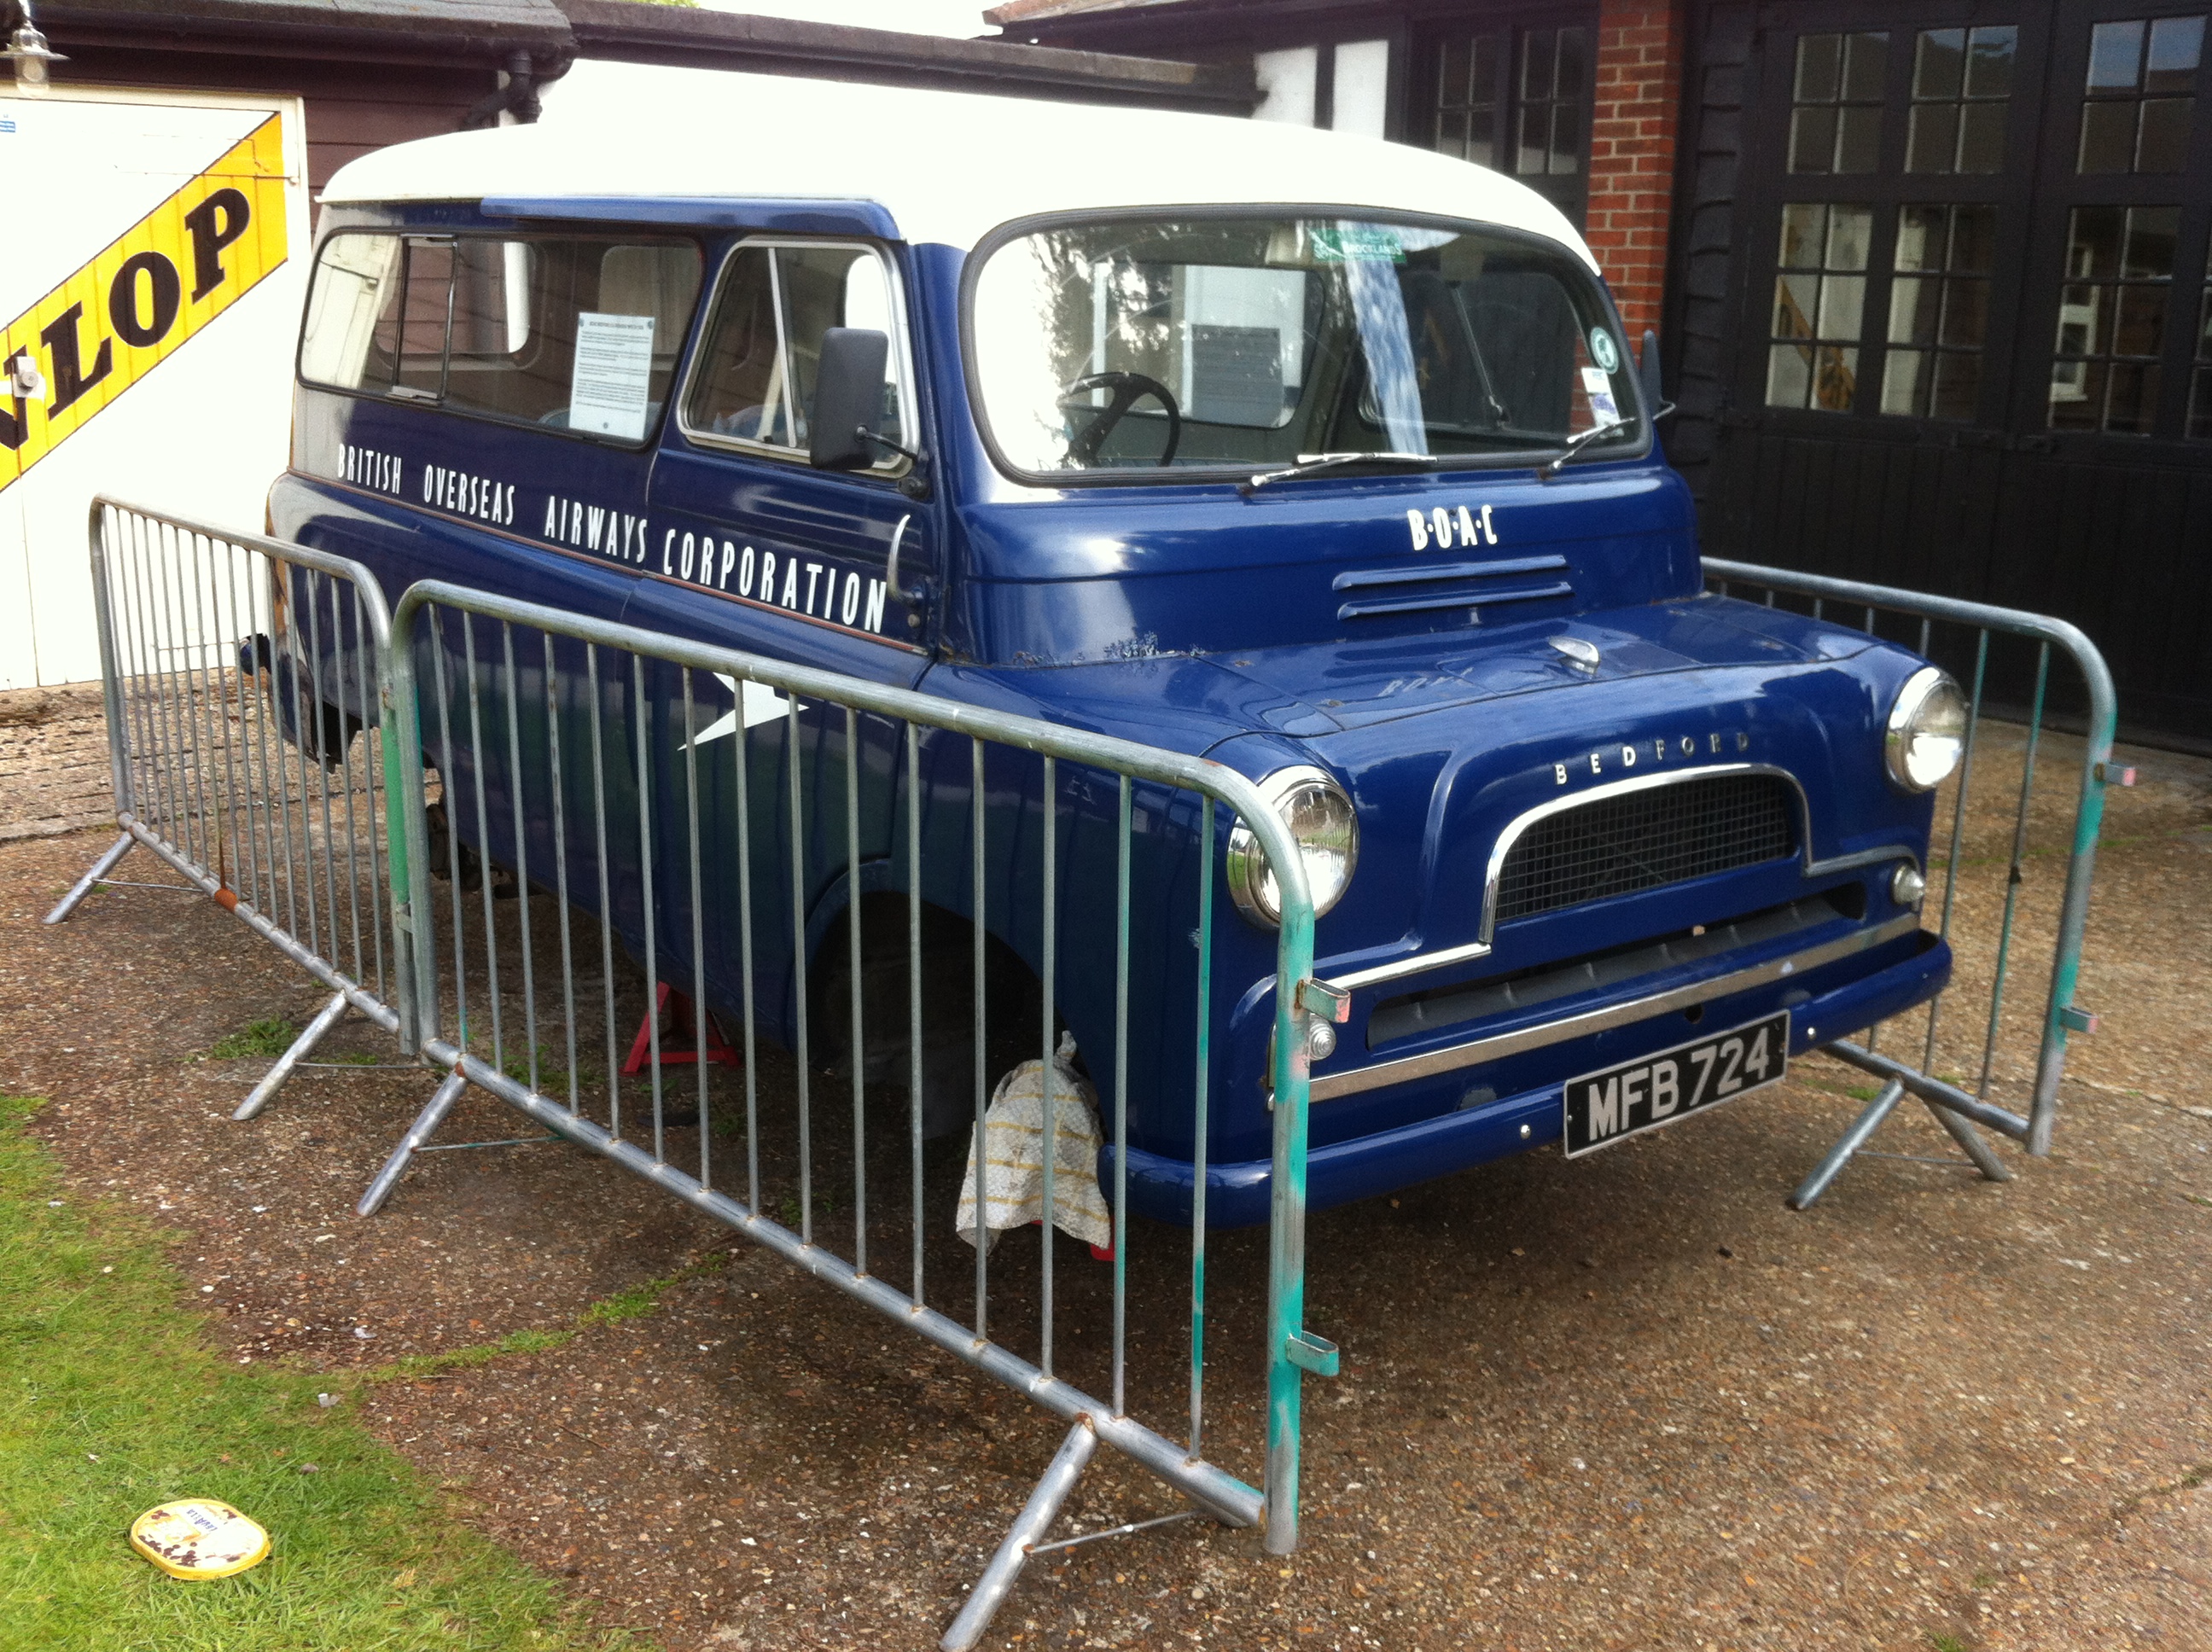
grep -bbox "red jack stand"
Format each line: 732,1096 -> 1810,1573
622,983 -> 742,1077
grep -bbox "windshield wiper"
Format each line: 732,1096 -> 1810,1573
1241,451 -> 1441,495
1534,420 -> 1635,480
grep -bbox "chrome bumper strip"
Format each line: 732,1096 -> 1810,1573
1308,912 -> 1924,1103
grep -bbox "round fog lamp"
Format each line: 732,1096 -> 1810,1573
1225,767 -> 1359,928
1890,864 -> 1926,909
1885,666 -> 1967,793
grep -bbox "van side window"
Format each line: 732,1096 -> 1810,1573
681,242 -> 910,462
300,231 -> 703,444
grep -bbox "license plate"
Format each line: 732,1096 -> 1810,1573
1563,1011 -> 1790,1158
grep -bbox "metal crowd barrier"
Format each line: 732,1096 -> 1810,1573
46,498 -> 416,1122
1702,557 -> 2122,1206
365,581 -> 1331,1648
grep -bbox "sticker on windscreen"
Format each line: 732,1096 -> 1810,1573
1588,327 -> 1621,374
1310,225 -> 1406,264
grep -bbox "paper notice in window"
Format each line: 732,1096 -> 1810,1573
1581,364 -> 1622,429
570,311 -> 656,439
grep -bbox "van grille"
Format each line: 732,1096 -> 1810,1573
1492,773 -> 1796,925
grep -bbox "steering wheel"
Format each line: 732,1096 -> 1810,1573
1059,372 -> 1182,467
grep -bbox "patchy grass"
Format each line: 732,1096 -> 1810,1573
203,1019 -> 295,1062
0,1095 -> 638,1652
359,1255 -> 724,1387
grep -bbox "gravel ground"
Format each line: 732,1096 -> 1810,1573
2,728 -> 2206,1652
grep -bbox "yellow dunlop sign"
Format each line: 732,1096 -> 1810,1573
0,113 -> 288,493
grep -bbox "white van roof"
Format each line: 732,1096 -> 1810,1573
320,70 -> 1599,270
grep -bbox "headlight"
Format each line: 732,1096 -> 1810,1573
1885,666 -> 1967,792
1225,766 -> 1358,928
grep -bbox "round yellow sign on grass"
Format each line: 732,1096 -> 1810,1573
128,1499 -> 271,1579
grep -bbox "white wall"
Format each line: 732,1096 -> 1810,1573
0,88 -> 309,689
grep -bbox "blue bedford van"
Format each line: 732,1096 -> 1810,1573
274,78 -> 1963,1226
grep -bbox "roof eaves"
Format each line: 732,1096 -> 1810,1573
558,0 -> 1255,113
31,0 -> 573,61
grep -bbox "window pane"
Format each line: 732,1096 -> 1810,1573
2067,206 -> 2126,280
2078,100 -> 2139,171
1522,28 -> 1557,99
2105,360 -> 2161,430
1441,39 -> 1470,102
299,233 -> 402,391
1796,33 -> 1841,102
2050,357 -> 2104,428
396,241 -> 451,396
1436,108 -> 1469,158
1956,101 -> 2008,172
2136,96 -> 2195,170
1813,344 -> 1859,410
1778,202 -> 1827,266
685,247 -> 787,444
1894,206 -> 1946,272
1939,278 -> 1988,349
1790,105 -> 1838,172
1818,274 -> 1866,338
1768,341 -> 1813,407
1557,29 -> 1588,102
1950,206 -> 1998,274
1550,102 -> 1583,173
1930,350 -> 1982,421
1842,32 -> 1889,101
2114,283 -> 2168,356
2145,15 -> 2205,90
1881,348 -> 1926,414
2123,206 -> 2180,278
1965,26 -> 2018,98
1889,274 -> 1940,345
1469,109 -> 1496,169
1834,104 -> 1884,172
2190,365 -> 2212,438
1825,205 -> 1873,270
1915,29 -> 1965,99
1518,102 -> 1550,172
1907,102 -> 1959,172
1775,273 -> 1819,337
2058,283 -> 2103,354
2087,20 -> 2145,90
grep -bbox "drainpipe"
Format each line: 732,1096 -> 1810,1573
462,49 -> 545,128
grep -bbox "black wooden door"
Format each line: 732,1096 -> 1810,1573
1685,0 -> 2212,744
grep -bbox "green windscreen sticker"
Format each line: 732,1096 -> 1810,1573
1309,225 -> 1406,264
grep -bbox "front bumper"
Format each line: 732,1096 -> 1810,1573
1109,916 -> 1949,1228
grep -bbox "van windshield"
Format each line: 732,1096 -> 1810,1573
969,214 -> 1641,479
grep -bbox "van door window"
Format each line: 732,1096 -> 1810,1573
679,242 -> 911,464
299,231 -> 703,445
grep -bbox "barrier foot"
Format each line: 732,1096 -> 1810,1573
1789,1079 -> 1905,1211
44,832 -> 135,925
235,992 -> 350,1121
940,1418 -> 1098,1652
357,1070 -> 469,1218
1922,1098 -> 2015,1183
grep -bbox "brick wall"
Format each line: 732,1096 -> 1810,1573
1585,0 -> 1686,343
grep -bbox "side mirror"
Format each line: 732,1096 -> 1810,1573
809,327 -> 890,471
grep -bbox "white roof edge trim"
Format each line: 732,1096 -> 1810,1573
320,69 -> 1602,274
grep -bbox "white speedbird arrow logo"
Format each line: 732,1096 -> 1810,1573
684,673 -> 804,749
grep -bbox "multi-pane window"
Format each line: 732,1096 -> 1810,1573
1434,34 -> 1504,167
1790,32 -> 1889,173
1882,205 -> 1996,418
1516,27 -> 1588,177
1425,21 -> 1593,221
1767,203 -> 1872,410
2049,206 -> 2178,433
1907,26 -> 2017,173
2078,15 -> 2205,172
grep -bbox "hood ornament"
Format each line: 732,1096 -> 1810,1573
1550,636 -> 1600,673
